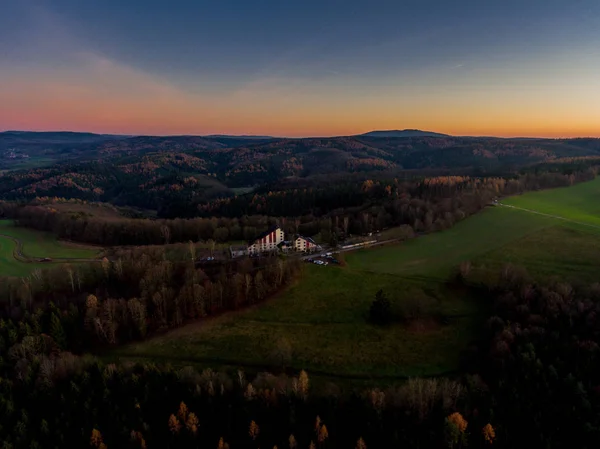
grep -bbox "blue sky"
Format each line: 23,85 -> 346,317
1,0 -> 599,136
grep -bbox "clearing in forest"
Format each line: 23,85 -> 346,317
0,220 -> 101,277
113,178 -> 600,382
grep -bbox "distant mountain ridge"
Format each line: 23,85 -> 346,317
204,134 -> 276,139
0,131 -> 131,141
1,131 -> 600,214
360,129 -> 451,138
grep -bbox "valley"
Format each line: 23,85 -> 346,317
1,131 -> 600,449
110,177 -> 600,384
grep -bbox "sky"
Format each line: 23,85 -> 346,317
1,0 -> 599,138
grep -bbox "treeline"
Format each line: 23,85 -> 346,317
0,361 -> 495,449
0,201 -> 283,246
2,165 -> 596,248
0,248 -> 301,352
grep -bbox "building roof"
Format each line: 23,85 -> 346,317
296,235 -> 319,245
248,225 -> 281,245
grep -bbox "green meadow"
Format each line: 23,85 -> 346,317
114,179 -> 600,382
503,177 -> 600,226
0,220 -> 101,277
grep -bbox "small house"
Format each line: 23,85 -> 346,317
229,245 -> 249,258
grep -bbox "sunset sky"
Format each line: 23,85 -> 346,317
1,0 -> 599,137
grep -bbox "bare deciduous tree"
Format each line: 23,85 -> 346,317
160,225 -> 171,245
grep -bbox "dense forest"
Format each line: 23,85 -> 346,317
1,245 -> 599,447
2,132 -> 600,211
1,162 -> 597,247
0,248 -> 300,351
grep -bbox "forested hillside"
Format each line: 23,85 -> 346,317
2,133 -> 600,212
2,161 -> 597,246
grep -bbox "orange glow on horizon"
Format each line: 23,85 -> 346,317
2,58 -> 599,139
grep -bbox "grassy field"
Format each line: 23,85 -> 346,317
113,178 -> 600,382
0,220 -> 101,277
349,178 -> 600,282
113,266 -> 481,381
503,178 -> 600,226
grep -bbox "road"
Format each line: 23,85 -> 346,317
299,237 -> 403,260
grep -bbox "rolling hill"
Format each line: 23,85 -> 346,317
360,129 -> 451,138
1,132 -> 600,214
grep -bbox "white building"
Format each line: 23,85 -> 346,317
294,235 -> 320,253
248,226 -> 285,254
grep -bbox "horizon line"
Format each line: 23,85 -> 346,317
1,128 -> 600,140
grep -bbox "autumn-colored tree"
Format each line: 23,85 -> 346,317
101,257 -> 110,278
298,370 -> 309,398
318,424 -> 329,444
370,388 -> 385,412
356,438 -> 367,449
362,180 -> 374,192
130,431 -> 147,449
186,412 -> 199,435
315,415 -> 322,434
482,423 -> 496,444
85,294 -> 99,332
245,383 -> 255,400
445,412 -> 468,448
447,412 -> 468,433
90,429 -> 103,447
168,414 -> 181,434
177,401 -> 188,421
249,420 -> 260,440
288,434 -> 297,449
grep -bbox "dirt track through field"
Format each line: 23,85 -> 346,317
497,203 -> 600,230
0,233 -> 101,264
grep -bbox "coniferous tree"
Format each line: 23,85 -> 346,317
49,313 -> 66,349
369,289 -> 391,325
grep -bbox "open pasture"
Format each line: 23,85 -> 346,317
0,220 -> 101,277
